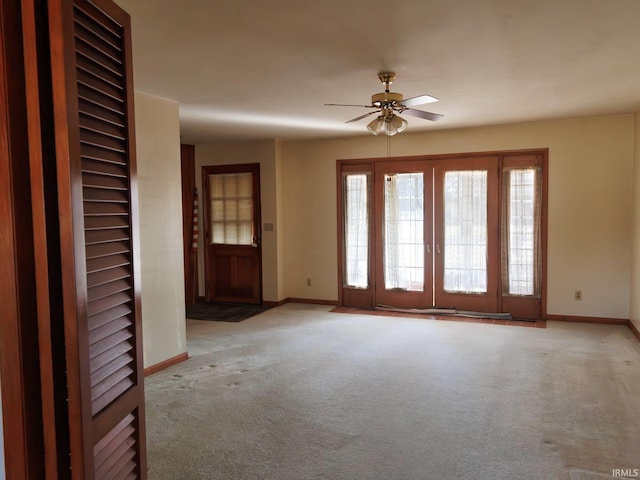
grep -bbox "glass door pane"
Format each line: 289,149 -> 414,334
384,173 -> 424,291
344,173 -> 369,288
500,154 -> 544,320
507,169 -> 536,295
443,171 -> 488,293
209,172 -> 254,245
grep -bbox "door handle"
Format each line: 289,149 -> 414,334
426,244 -> 431,254
436,244 -> 441,254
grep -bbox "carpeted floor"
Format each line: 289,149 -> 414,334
186,301 -> 270,322
145,303 -> 640,480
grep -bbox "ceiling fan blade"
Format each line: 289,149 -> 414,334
346,111 -> 380,123
398,94 -> 438,108
402,108 -> 444,121
325,103 -> 376,108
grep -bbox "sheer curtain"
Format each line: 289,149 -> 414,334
384,173 -> 424,291
344,174 -> 369,288
210,172 -> 253,245
443,171 -> 488,293
501,167 -> 541,296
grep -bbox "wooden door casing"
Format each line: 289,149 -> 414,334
0,0 -> 46,476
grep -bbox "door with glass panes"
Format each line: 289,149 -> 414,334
434,157 -> 499,312
203,163 -> 262,304
374,160 -> 433,309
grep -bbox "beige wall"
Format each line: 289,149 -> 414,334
195,140 -> 286,303
283,114 -> 634,318
630,113 -> 640,331
135,91 -> 187,367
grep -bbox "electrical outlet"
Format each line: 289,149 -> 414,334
306,278 -> 311,287
575,290 -> 582,301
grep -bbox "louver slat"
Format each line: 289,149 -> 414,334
91,364 -> 134,402
85,229 -> 129,246
92,375 -> 134,415
84,202 -> 129,216
82,159 -> 127,178
84,216 -> 129,231
83,188 -> 129,204
77,68 -> 124,103
80,128 -> 126,152
79,97 -> 125,128
81,143 -> 127,166
82,172 -> 128,190
89,329 -> 132,361
91,353 -> 134,386
90,341 -> 133,374
87,304 -> 131,332
94,414 -> 137,480
86,241 -> 130,260
80,115 -> 126,143
86,254 -> 129,274
87,293 -> 131,318
87,278 -> 131,303
87,266 -> 131,289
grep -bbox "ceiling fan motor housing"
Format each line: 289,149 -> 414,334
371,91 -> 404,108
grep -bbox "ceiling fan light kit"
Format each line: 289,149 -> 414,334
367,112 -> 408,136
326,71 -> 444,136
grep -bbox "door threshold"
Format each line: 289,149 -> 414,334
376,304 -> 514,320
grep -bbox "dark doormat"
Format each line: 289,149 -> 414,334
186,301 -> 270,322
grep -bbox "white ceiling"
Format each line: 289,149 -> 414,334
114,0 -> 640,144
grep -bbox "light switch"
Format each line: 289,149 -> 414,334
263,222 -> 274,232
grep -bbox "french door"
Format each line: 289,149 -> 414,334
434,157 -> 500,312
338,151 -> 546,319
374,160 -> 433,309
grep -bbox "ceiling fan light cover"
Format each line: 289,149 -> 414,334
367,116 -> 385,135
390,114 -> 408,133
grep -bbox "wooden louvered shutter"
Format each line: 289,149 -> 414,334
48,0 -> 147,478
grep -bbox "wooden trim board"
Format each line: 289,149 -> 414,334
144,352 -> 189,377
628,320 -> 640,342
545,314 -> 628,325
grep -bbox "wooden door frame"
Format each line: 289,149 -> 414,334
336,162 -> 375,309
337,149 -> 548,319
202,163 -> 263,304
0,0 -> 46,476
433,156 -> 500,312
180,144 -> 197,305
374,159 -> 434,309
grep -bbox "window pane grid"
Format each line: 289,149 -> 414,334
209,172 -> 254,245
443,171 -> 487,293
384,173 -> 424,291
344,174 -> 369,288
508,169 -> 535,295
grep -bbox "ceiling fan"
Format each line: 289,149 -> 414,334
326,72 -> 444,136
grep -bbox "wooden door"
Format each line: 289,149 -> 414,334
374,160 -> 434,309
203,163 -> 262,304
47,0 -> 147,477
434,156 -> 500,312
